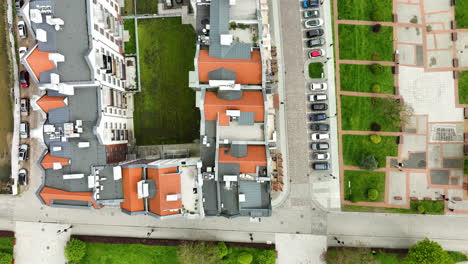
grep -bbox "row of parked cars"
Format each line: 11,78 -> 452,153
302,0 -> 326,58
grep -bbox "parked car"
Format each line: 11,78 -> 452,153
19,70 -> 29,87
19,122 -> 29,139
15,0 -> 24,10
313,152 -> 330,160
308,49 -> 324,58
18,169 -> 27,186
311,142 -> 329,150
310,113 -> 327,121
304,19 -> 323,28
310,82 -> 328,91
303,10 -> 319,19
308,93 -> 327,102
306,29 -> 324,38
306,38 -> 325,48
311,133 -> 330,141
20,98 -> 29,116
17,21 -> 27,38
311,103 -> 328,111
302,0 -> 319,8
310,123 -> 330,131
19,47 -> 27,58
312,162 -> 330,170
18,144 -> 28,161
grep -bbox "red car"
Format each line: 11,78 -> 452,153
308,49 -> 324,58
20,70 -> 29,88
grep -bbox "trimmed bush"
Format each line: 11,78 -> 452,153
369,63 -> 384,75
369,134 -> 382,144
360,155 -> 378,171
406,238 -> 452,264
370,122 -> 381,131
372,24 -> 382,33
238,252 -> 253,264
65,238 -> 87,264
217,242 -> 228,259
371,83 -> 381,93
417,205 -> 425,214
0,252 -> 12,264
367,189 -> 379,201
256,250 -> 276,264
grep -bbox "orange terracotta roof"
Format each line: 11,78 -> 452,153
36,95 -> 66,113
219,145 -> 267,173
204,91 -> 264,122
25,46 -> 55,80
41,153 -> 70,169
120,167 -> 145,213
147,167 -> 181,216
39,187 -> 98,208
198,50 -> 262,84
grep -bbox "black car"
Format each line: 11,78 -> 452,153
311,142 -> 329,150
311,103 -> 328,111
306,29 -> 324,38
18,169 -> 27,186
312,162 -> 330,170
310,123 -> 330,131
15,0 -> 24,9
310,113 -> 327,121
307,38 -> 325,48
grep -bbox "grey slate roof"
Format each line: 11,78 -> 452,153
218,163 -> 240,177
217,89 -> 242,101
209,68 -> 236,81
202,179 -> 219,216
238,181 -> 270,209
219,181 -> 239,216
239,112 -> 254,126
209,0 -> 251,60
231,144 -> 247,158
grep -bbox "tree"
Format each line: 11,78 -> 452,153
380,98 -> 414,128
238,252 -> 253,264
0,252 -> 12,264
65,238 -> 87,264
372,24 -> 382,33
360,155 -> 378,171
217,242 -> 228,259
369,63 -> 384,74
256,250 -> 276,264
369,135 -> 382,144
371,83 -> 381,93
370,122 -> 381,131
177,242 -> 220,264
406,238 -> 452,264
367,189 -> 379,201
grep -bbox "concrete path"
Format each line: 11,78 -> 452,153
276,234 -> 326,264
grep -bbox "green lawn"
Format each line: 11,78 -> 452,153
337,0 -> 393,22
121,0 -> 135,15
342,200 -> 445,215
464,158 -> 468,175
344,170 -> 385,202
135,18 -> 200,145
309,62 -> 324,79
124,19 -> 136,54
136,0 -> 158,14
342,135 -> 398,168
459,71 -> 468,104
341,95 -> 400,131
340,64 -> 394,94
338,24 -> 394,61
456,0 -> 468,28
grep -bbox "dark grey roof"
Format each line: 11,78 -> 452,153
217,90 -> 242,101
40,69 -> 58,83
231,144 -> 247,158
49,141 -> 71,158
238,181 -> 270,209
239,112 -> 254,126
218,163 -> 240,177
200,120 -> 216,170
209,68 -> 236,81
48,107 -> 69,124
147,179 -> 156,198
208,0 -> 251,60
202,179 -> 219,216
98,166 -> 124,200
219,181 -> 239,216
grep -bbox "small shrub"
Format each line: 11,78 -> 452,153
238,23 -> 248,30
367,189 -> 379,201
0,252 -> 12,264
370,8 -> 385,22
65,239 -> 87,264
371,54 -> 379,61
217,242 -> 228,259
229,21 -> 237,30
448,251 -> 468,262
360,155 -> 378,171
370,97 -> 378,105
372,24 -> 382,33
369,63 -> 384,75
371,83 -> 381,93
238,252 -> 253,264
406,238 -> 452,264
369,135 -> 382,144
371,122 -> 381,131
256,250 -> 276,264
417,205 -> 425,214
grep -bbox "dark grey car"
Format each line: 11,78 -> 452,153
311,142 -> 329,150
307,38 -> 325,48
312,162 -> 330,170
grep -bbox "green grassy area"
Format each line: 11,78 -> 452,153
341,95 -> 400,131
464,158 -> 468,175
337,0 -> 393,22
136,0 -> 158,14
121,0 -> 135,15
342,135 -> 398,168
342,200 -> 445,215
459,71 -> 468,104
338,24 -> 394,61
309,62 -> 324,79
123,19 -> 136,54
456,0 -> 468,29
0,237 -> 13,254
135,17 -> 199,145
344,170 -> 385,202
340,64 -> 394,94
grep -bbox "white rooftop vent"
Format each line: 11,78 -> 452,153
57,83 -> 74,95
113,166 -> 122,180
166,194 -> 180,201
226,110 -> 240,117
46,16 -> 64,30
52,162 -> 62,170
218,83 -> 241,90
50,73 -> 59,84
137,180 -> 149,199
239,193 -> 246,202
223,175 -> 237,181
220,34 -> 233,46
229,0 -> 236,5
36,28 -> 47,42
48,53 -> 65,64
78,142 -> 90,148
30,9 -> 43,23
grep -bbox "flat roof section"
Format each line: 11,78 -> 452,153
198,50 -> 262,84
204,91 -> 264,122
218,145 -> 267,173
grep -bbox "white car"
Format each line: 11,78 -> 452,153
19,47 -> 27,58
313,152 -> 330,160
304,18 -> 324,28
308,93 -> 327,102
17,21 -> 27,38
19,122 -> 29,139
18,144 -> 28,161
311,133 -> 330,141
310,82 -> 327,91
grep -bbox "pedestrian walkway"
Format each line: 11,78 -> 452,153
276,234 -> 326,264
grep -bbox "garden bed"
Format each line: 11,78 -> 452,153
337,0 -> 393,22
342,200 -> 445,215
342,135 -> 398,168
136,0 -> 159,14
123,19 -> 136,54
344,170 -> 385,202
459,71 -> 468,104
456,0 -> 468,29
338,24 -> 394,61
340,64 -> 394,94
308,62 -> 324,79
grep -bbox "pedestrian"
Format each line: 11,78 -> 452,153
333,237 -> 338,241
329,43 -> 333,47
323,61 -> 327,64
